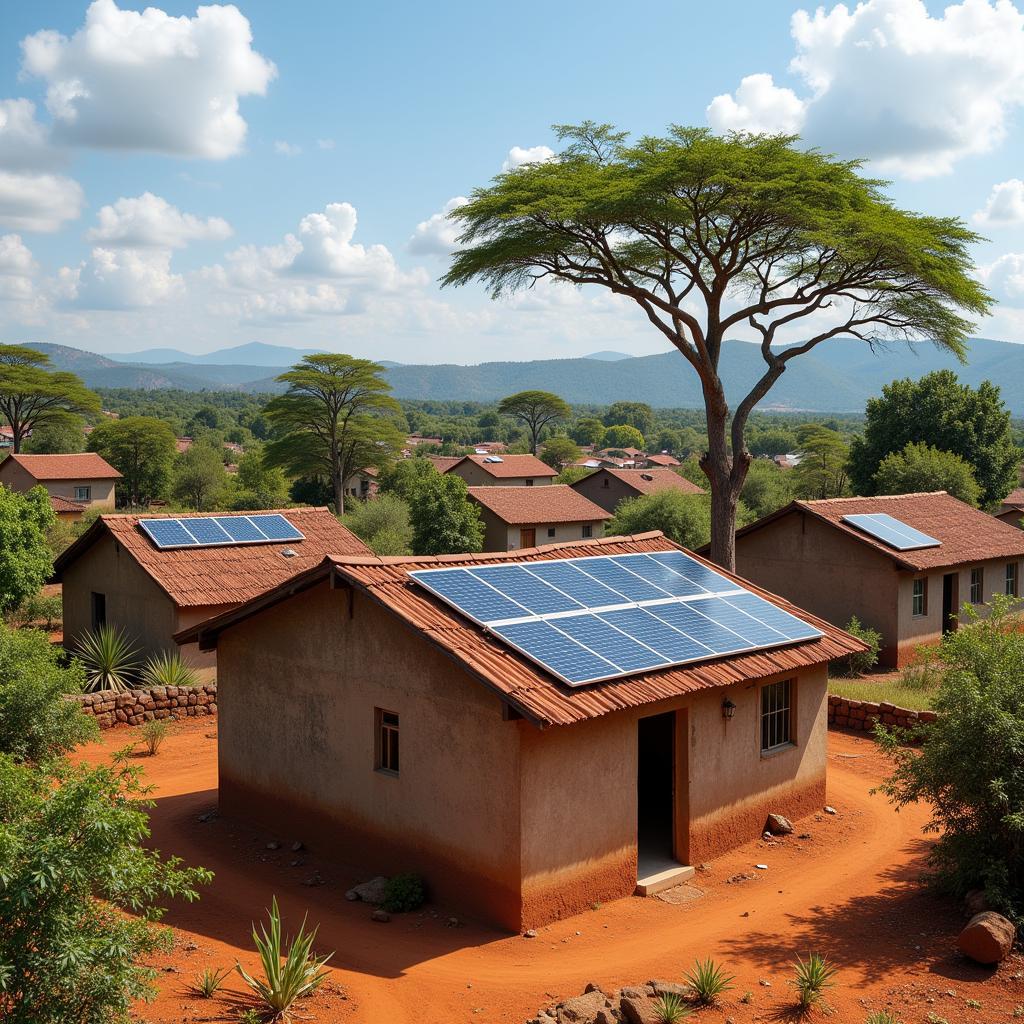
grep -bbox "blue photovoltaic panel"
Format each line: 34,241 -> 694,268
841,513 -> 941,551
248,514 -> 305,542
181,517 -> 232,545
214,516 -> 266,542
138,514 -> 305,550
139,519 -> 196,548
409,550 -> 823,688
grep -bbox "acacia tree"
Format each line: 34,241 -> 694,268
87,417 -> 175,508
263,355 -> 400,514
498,390 -> 570,455
444,124 -> 989,569
0,345 -> 100,452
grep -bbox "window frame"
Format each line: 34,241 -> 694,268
74,485 -> 91,502
911,577 -> 928,618
547,527 -> 556,538
581,523 -> 593,539
374,707 -> 400,777
1007,561 -> 1019,598
970,566 -> 984,605
759,678 -> 795,756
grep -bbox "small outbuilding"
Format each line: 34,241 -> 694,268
572,467 -> 704,514
444,453 -> 558,487
0,452 -> 121,514
178,532 -> 860,931
467,484 -> 610,551
731,491 -> 1024,667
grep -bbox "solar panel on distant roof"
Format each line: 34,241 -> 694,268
138,513 -> 305,550
841,512 -> 941,551
409,551 -> 823,688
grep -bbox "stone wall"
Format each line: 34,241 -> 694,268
70,683 -> 217,729
827,693 -> 936,733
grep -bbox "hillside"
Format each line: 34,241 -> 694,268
108,341 -> 322,367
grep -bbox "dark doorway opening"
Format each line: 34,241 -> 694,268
637,711 -> 675,860
90,591 -> 106,631
942,572 -> 958,634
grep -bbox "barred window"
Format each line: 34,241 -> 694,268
970,567 -> 984,604
1007,562 -> 1019,598
375,709 -> 399,775
760,679 -> 793,754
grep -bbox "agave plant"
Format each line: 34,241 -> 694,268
654,992 -> 692,1023
792,952 -> 838,1010
236,896 -> 333,1020
75,624 -> 141,693
141,650 -> 198,689
683,957 -> 735,1006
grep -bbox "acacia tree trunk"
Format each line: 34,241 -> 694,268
333,466 -> 345,516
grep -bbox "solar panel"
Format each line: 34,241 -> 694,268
409,551 -> 824,688
138,514 -> 306,550
841,513 -> 941,551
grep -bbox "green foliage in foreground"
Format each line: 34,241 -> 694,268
0,755 -> 212,1024
609,491 -> 752,551
791,952 -> 838,1009
74,625 -> 141,694
683,957 -> 734,1005
344,492 -> 413,555
0,486 -> 55,616
877,597 -> 1024,921
654,992 -> 692,1022
830,616 -> 882,678
140,650 -> 198,690
408,472 -> 484,555
382,872 -> 426,913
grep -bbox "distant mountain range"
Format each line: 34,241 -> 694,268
108,342 -> 323,367
26,337 -> 1024,414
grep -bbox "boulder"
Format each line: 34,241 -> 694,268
964,889 -> 989,916
344,876 -> 388,904
957,911 -> 1015,964
557,990 -> 606,1023
618,995 -> 659,1024
370,908 -> 390,923
765,813 -> 793,835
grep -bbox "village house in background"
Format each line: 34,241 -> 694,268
177,532 -> 861,931
730,491 -> 1024,667
995,486 -> 1024,529
572,467 -> 704,514
0,452 -> 121,520
343,467 -> 379,501
444,453 -> 557,487
53,507 -> 370,674
467,485 -> 610,551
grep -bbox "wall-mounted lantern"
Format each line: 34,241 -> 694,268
722,697 -> 737,720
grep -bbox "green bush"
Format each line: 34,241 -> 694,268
8,592 -> 62,631
139,719 -> 171,756
382,872 -> 426,913
830,616 -> 882,677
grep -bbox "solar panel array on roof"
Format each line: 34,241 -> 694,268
841,512 -> 941,551
139,513 -> 304,550
409,550 -> 822,687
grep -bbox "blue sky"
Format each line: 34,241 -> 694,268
1,0 -> 1023,363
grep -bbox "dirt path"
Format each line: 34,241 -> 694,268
75,722 -> 1022,1024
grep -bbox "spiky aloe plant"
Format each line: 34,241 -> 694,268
236,896 -> 333,1020
792,952 -> 838,1010
141,650 -> 198,689
683,958 -> 735,1005
865,1012 -> 901,1024
75,624 -> 141,693
654,992 -> 692,1023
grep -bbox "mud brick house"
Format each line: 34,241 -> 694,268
178,531 -> 860,931
572,467 -> 704,514
468,484 -> 611,551
53,507 -> 370,674
996,486 -> 1024,529
0,452 -> 121,516
731,491 -> 1024,667
444,453 -> 558,487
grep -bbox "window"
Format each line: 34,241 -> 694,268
90,592 -> 106,631
970,567 -> 984,604
582,524 -> 593,538
74,485 -> 91,502
375,708 -> 399,775
760,679 -> 793,754
602,477 -> 610,488
912,578 -> 927,617
1007,562 -> 1019,598
547,527 -> 556,538
525,479 -> 534,486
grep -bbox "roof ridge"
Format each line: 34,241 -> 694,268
101,506 -> 329,522
799,490 -> 949,506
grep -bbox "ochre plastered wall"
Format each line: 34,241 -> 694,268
571,471 -> 642,514
0,461 -> 116,509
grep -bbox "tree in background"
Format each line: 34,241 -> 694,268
379,457 -> 440,502
344,492 -> 413,555
497,390 -> 570,454
604,401 -> 654,438
741,459 -> 797,519
849,371 -> 1018,508
22,413 -> 85,455
874,442 -> 982,506
571,416 -> 606,447
263,354 -> 400,514
0,487 -> 55,616
608,490 -> 752,550
88,416 -> 175,508
171,441 -> 228,512
540,435 -> 580,469
229,445 -> 290,510
792,425 -> 850,501
445,124 -> 988,570
747,427 -> 798,458
408,472 -> 483,555
556,465 -> 591,485
602,424 -> 646,452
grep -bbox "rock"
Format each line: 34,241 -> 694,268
649,981 -> 689,999
344,889 -> 360,901
291,840 -> 304,852
618,995 -> 659,1024
370,909 -> 390,923
583,982 -> 604,994
765,813 -> 793,835
344,875 -> 388,904
824,806 -> 837,815
755,864 -> 768,870
965,889 -> 990,916
957,911 -> 1015,964
302,871 -> 324,887
523,929 -> 537,939
798,833 -> 812,840
197,811 -> 217,823
557,990 -> 605,1023
594,1010 -> 622,1024
447,916 -> 461,928
266,840 -> 281,850
619,987 -> 647,1000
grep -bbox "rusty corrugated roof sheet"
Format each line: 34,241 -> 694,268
179,531 -> 864,727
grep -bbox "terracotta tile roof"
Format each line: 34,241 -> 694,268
53,506 -> 371,608
738,491 -> 1024,572
426,455 -> 463,473
1002,487 -> 1024,508
7,452 -> 121,480
586,468 -> 705,496
49,494 -> 86,513
446,453 -> 558,479
468,485 -> 610,525
597,447 -> 645,458
646,453 -> 681,467
179,532 -> 864,728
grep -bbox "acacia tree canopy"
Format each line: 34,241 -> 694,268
87,416 -> 176,508
444,124 -> 989,569
497,390 -> 570,454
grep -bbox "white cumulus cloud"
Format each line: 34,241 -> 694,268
980,252 -> 1024,304
21,0 -> 276,159
706,73 -> 806,134
86,193 -> 232,248
502,144 -> 555,171
408,196 -> 468,256
0,233 -> 38,301
974,179 -> 1024,227
274,141 -> 302,157
59,247 -> 183,310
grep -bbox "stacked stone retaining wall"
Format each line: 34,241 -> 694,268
70,684 -> 217,729
828,693 -> 936,733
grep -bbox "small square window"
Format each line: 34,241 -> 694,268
912,578 -> 927,617
970,567 -> 984,604
547,527 -> 556,538
525,479 -> 534,486
375,708 -> 399,775
74,485 -> 91,502
760,679 -> 793,754
582,524 -> 593,538
1007,562 -> 1019,598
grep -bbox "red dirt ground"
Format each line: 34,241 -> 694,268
73,721 -> 1023,1024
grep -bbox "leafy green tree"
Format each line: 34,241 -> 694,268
571,416 -> 607,447
540,435 -> 580,469
263,355 -> 400,514
604,401 -> 654,437
0,344 -> 100,452
445,124 -> 989,570
556,465 -> 592,485
87,416 -> 175,507
0,754 -> 212,1024
741,459 -> 797,519
792,426 -> 850,501
343,493 -> 413,555
873,442 -> 982,506
229,445 -> 290,510
0,487 -> 55,616
408,473 -> 483,555
877,598 -> 1024,921
747,428 -> 798,458
0,623 -> 95,763
609,490 -> 752,550
23,413 -> 85,454
849,371 -> 1018,507
378,457 -> 439,502
171,441 -> 228,511
602,424 -> 646,451
497,390 -> 570,454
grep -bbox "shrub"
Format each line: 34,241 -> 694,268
653,992 -> 692,1022
8,592 -> 62,631
865,1013 -> 901,1024
235,896 -> 332,1019
343,493 -> 413,556
139,719 -> 171,756
830,616 -> 882,677
682,958 -> 734,1005
141,651 -> 198,689
791,952 -> 837,1010
382,872 -> 426,913
191,965 -> 231,998
0,486 -> 55,616
74,625 -> 141,693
